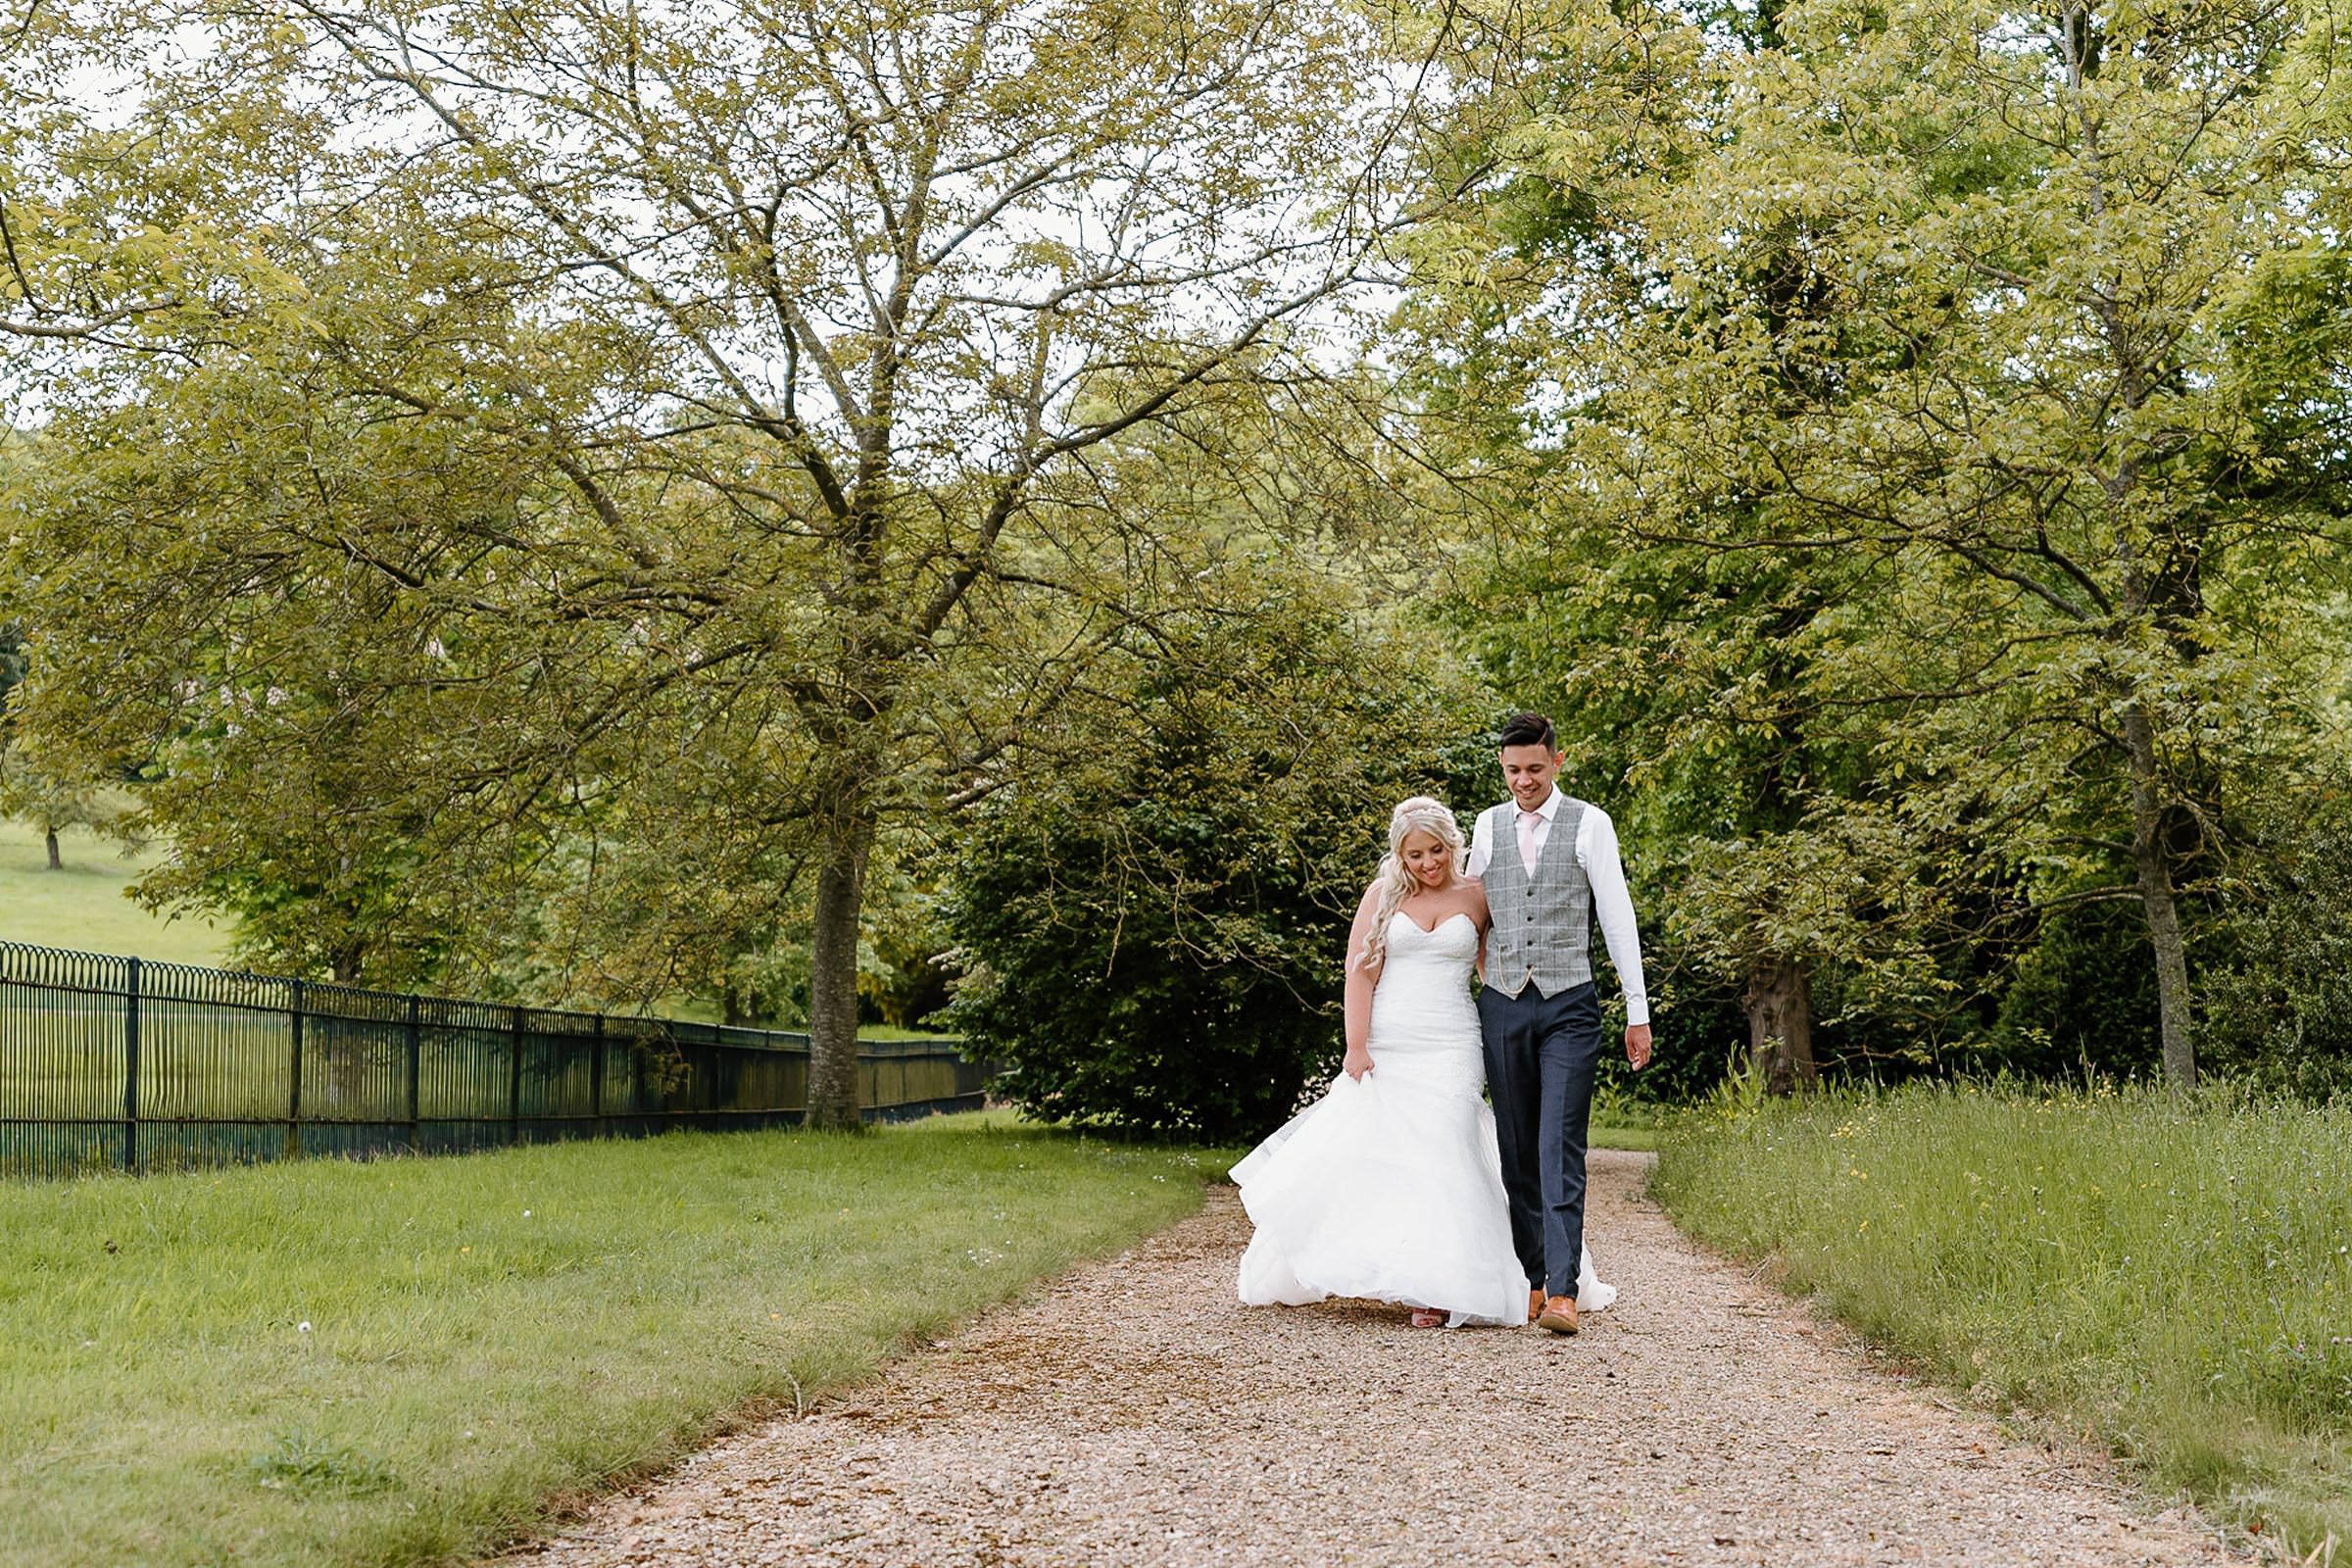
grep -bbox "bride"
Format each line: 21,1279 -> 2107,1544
1234,796 -> 1615,1327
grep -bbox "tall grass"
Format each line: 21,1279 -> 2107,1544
1654,1084 -> 2352,1556
0,1113 -> 1229,1568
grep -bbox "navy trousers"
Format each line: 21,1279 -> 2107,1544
1477,979 -> 1603,1298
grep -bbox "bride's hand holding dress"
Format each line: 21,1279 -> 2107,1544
1338,876 -> 1388,1084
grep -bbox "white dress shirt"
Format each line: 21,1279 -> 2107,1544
1466,787 -> 1650,1026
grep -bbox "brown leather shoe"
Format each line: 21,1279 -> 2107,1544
1529,1288 -> 1545,1325
1537,1294 -> 1580,1336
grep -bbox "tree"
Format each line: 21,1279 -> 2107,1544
0,618 -> 21,718
948,586 -> 1472,1140
10,0 -> 1466,1122
2200,784 -> 2352,1098
1394,1 -> 1986,1093
1,528 -> 116,875
0,742 -> 118,870
0,1 -> 256,351
1409,0 -> 2352,1089
1437,513 -> 1999,1092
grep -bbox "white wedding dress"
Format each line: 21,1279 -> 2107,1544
1234,910 -> 1617,1326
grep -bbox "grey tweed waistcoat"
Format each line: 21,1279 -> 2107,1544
1479,798 -> 1594,999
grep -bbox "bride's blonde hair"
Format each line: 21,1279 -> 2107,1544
1357,796 -> 1464,972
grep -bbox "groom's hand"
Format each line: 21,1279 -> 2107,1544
1625,1024 -> 1653,1071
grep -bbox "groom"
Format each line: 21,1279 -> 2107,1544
1468,711 -> 1654,1337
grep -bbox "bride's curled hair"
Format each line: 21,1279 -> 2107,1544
1357,796 -> 1464,973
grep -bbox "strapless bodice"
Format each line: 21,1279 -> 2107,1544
1380,908 -> 1478,974
1368,910 -> 1482,1080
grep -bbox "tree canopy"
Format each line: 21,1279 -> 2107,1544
4,0 -> 2349,1108
5,0 -> 1466,1122
1401,0 -> 2352,1090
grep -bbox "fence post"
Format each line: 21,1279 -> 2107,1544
122,956 -> 141,1174
287,978 -> 305,1160
406,995 -> 422,1153
510,1004 -> 525,1146
589,1013 -> 606,1140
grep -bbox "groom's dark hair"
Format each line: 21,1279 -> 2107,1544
1497,711 -> 1556,751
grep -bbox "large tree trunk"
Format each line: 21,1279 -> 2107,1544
1743,956 -> 1816,1096
45,825 -> 61,871
2122,701 -> 2196,1091
805,805 -> 876,1132
721,975 -> 756,1029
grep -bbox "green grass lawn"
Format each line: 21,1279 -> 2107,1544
0,817 -> 231,966
853,1023 -> 960,1042
0,1113 -> 1230,1568
1653,1085 -> 2352,1555
1589,1123 -> 1663,1152
1589,1082 -> 1678,1152
656,1000 -> 952,1042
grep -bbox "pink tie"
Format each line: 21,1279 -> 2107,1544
1518,808 -> 1541,874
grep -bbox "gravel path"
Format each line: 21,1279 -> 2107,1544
506,1151 -> 2246,1567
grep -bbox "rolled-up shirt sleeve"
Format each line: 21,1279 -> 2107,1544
1576,806 -> 1650,1027
1465,806 -> 1493,878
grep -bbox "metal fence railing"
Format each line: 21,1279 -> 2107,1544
0,940 -> 990,1180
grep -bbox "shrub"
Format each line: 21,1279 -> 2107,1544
948,779 -> 1348,1141
2202,808 -> 2352,1098
946,610 -> 1466,1142
1982,902 -> 2162,1079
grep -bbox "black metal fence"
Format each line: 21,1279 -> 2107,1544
0,940 -> 990,1180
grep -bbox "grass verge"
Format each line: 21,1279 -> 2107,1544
0,1112 -> 1227,1568
1653,1085 -> 2351,1557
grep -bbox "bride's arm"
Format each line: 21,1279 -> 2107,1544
1342,883 -> 1381,1080
1465,878 -> 1492,983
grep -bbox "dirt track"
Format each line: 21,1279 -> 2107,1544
507,1151 -> 2244,1567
